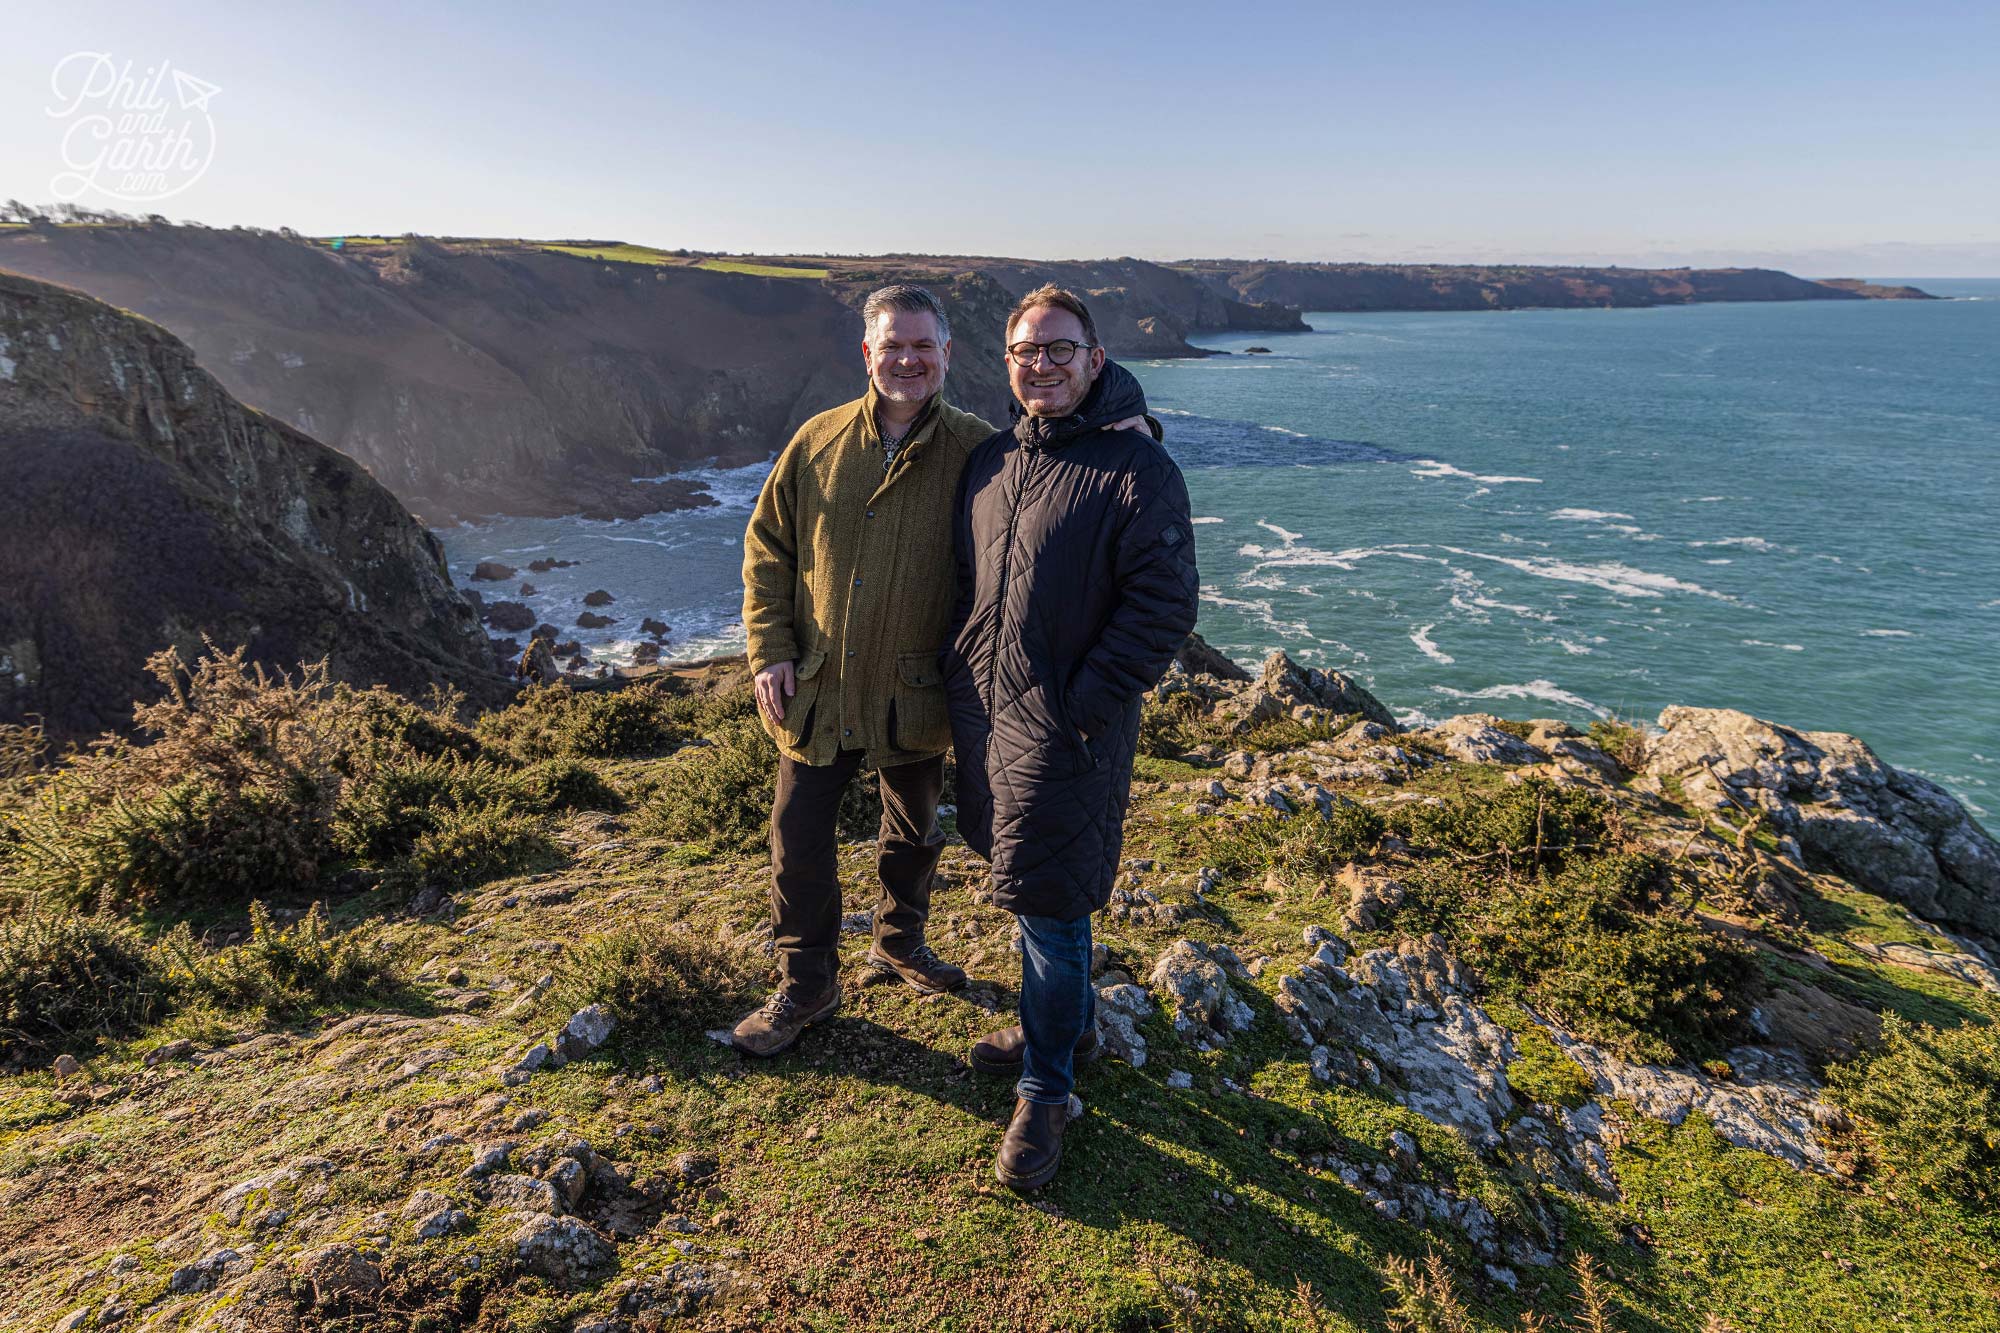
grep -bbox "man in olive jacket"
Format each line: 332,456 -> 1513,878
944,285 -> 1199,1188
735,284 -> 984,1056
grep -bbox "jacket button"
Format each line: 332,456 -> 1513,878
846,649 -> 855,657
843,728 -> 852,736
853,578 -> 863,587
866,510 -> 875,518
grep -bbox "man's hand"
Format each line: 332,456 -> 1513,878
1105,415 -> 1148,434
755,662 -> 796,726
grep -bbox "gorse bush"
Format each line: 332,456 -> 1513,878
1239,713 -> 1355,753
635,720 -> 777,854
1828,1014 -> 2000,1210
1391,777 -> 1612,872
1203,801 -> 1385,884
408,805 -> 558,887
0,644 -> 639,911
635,717 -> 879,855
558,688 -> 686,758
551,920 -> 762,1034
0,908 -> 165,1060
155,900 -> 398,1020
1378,782 -> 1756,1062
8,778 -> 323,911
1139,690 -> 1232,759
512,757 -> 618,813
473,680 -> 754,763
1586,719 -> 1649,772
1471,853 -> 1759,1063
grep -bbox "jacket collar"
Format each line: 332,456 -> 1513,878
862,382 -> 943,448
806,384 -> 944,466
1010,360 -> 1149,451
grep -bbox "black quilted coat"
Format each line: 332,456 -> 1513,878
943,362 -> 1199,921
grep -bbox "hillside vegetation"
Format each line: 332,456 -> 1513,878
1,647 -> 1995,1332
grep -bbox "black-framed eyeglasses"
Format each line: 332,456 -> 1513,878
1007,338 -> 1096,367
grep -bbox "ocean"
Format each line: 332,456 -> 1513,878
439,279 -> 1999,814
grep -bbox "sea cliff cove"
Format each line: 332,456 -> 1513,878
2,6 -> 1997,1330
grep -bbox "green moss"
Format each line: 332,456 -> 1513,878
1485,997 -> 1595,1109
1614,1112 -> 2000,1330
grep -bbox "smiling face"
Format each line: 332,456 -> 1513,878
864,307 -> 950,404
1006,305 -> 1104,418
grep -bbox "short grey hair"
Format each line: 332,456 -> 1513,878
861,283 -> 951,344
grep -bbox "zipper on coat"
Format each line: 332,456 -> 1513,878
981,444 -> 1043,721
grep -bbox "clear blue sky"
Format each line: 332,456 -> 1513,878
5,0 -> 1996,274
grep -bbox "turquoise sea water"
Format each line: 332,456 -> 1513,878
440,280 -> 1998,813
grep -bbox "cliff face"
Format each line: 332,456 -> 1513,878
966,255 -> 1308,357
0,227 -> 1934,524
0,227 -> 864,522
0,271 -> 508,743
0,231 -> 1308,518
1184,261 -> 1906,311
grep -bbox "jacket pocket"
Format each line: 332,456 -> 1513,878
1056,687 -> 1099,777
889,651 -> 951,754
775,647 -> 828,748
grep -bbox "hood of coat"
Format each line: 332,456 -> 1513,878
1010,359 -> 1149,450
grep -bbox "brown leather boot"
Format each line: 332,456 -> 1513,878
729,985 -> 840,1058
995,1097 -> 1072,1191
865,940 -> 967,994
968,1024 -> 1101,1076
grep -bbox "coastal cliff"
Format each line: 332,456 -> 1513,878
0,224 -> 1938,524
0,271 -> 508,743
1181,261 -> 1935,311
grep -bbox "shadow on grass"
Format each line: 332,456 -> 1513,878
633,968 -> 1674,1330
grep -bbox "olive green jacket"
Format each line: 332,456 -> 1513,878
742,385 -> 994,766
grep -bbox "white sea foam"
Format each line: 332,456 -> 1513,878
1550,508 -> 1635,522
1257,519 -> 1304,543
1703,558 -> 1732,565
1191,516 -> 1225,525
1431,680 -> 1610,719
1556,638 -> 1595,655
1439,546 -> 1733,601
1237,541 -> 1443,575
1862,629 -> 1915,638
1690,536 -> 1783,552
1741,639 -> 1805,652
1409,459 -> 1542,485
1410,624 -> 1455,665
631,459 -> 772,511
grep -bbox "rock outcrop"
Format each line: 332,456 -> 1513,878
1643,706 -> 2000,939
1208,650 -> 1398,732
1273,930 -> 1839,1176
0,270 -> 508,742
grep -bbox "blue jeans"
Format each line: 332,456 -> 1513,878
1016,913 -> 1097,1106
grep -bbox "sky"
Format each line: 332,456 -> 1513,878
4,0 -> 1997,275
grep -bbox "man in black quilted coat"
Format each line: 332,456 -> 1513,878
943,284 -> 1199,1190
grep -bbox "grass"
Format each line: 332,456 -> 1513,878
537,241 -> 684,265
695,258 -> 833,279
2,662 -> 1997,1328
